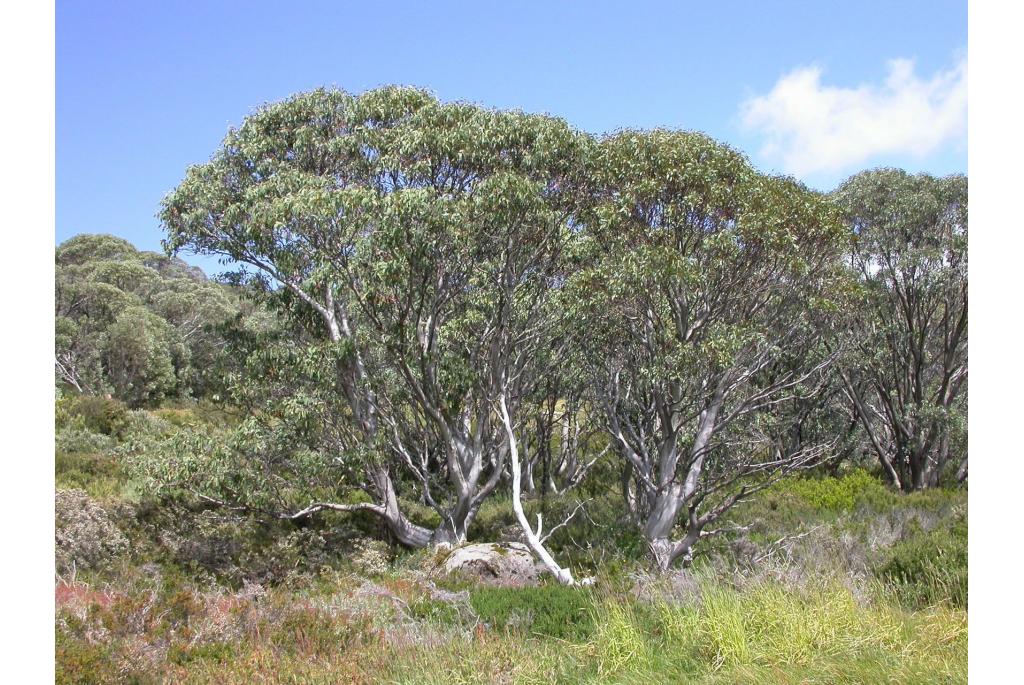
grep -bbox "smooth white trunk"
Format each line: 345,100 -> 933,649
499,394 -> 584,586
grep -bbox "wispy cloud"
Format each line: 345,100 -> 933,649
740,56 -> 967,177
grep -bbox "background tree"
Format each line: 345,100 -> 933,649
572,130 -> 850,570
103,306 -> 178,406
517,368 -> 609,499
55,234 -> 239,406
832,170 -> 968,491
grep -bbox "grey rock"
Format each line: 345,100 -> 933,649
436,542 -> 543,586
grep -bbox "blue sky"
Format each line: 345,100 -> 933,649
57,0 -> 967,273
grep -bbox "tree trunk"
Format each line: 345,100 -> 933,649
429,491 -> 474,547
639,388 -> 723,571
370,465 -> 433,548
523,449 -> 536,497
621,463 -> 639,522
642,483 -> 686,548
648,538 -> 677,573
647,528 -> 700,572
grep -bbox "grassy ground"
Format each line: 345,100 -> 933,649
55,568 -> 966,684
55,399 -> 967,684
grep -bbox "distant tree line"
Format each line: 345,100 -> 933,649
60,87 -> 966,573
55,234 -> 259,406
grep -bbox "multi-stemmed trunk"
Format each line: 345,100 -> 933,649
608,380 -> 726,571
280,288 -> 506,550
641,393 -> 723,571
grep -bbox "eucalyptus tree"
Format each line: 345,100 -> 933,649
571,130 -> 850,570
761,335 -> 868,475
56,235 -> 139,395
159,87 -> 591,547
832,170 -> 968,491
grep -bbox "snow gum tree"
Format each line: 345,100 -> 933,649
832,170 -> 968,491
570,130 -> 850,570
156,87 -> 592,547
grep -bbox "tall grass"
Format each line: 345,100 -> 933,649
552,577 -> 965,684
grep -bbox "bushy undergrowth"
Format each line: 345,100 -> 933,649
771,468 -> 893,511
56,451 -> 127,501
59,395 -> 131,438
741,468 -> 963,530
55,566 -> 967,685
569,579 -> 966,684
56,426 -> 117,455
876,506 -> 967,609
53,403 -> 968,683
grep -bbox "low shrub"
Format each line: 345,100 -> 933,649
150,402 -> 238,430
53,570 -> 968,684
55,632 -> 119,685
64,396 -> 131,438
875,508 -> 967,609
349,537 -> 391,576
167,641 -> 237,666
406,597 -> 464,627
55,426 -> 117,454
56,452 -> 127,501
150,407 -> 203,428
120,409 -> 175,444
269,608 -> 368,656
773,469 -> 894,512
470,584 -> 596,640
55,489 -> 129,575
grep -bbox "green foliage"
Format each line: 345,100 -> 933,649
575,579 -> 965,683
55,427 -> 117,455
567,126 -> 853,565
154,85 -> 605,541
876,508 -> 967,609
54,462 -> 968,683
470,584 -> 597,640
406,597 -> 463,627
54,85 -> 971,684
55,632 -> 119,685
832,169 -> 968,491
55,452 -> 126,500
104,306 -> 178,406
167,641 -> 237,666
771,469 -> 893,512
269,608 -> 366,656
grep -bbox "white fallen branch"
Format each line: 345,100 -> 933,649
499,392 -> 593,586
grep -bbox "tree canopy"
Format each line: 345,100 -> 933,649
569,129 -> 852,568
158,87 -> 594,547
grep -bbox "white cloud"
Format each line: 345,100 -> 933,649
740,56 -> 967,176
